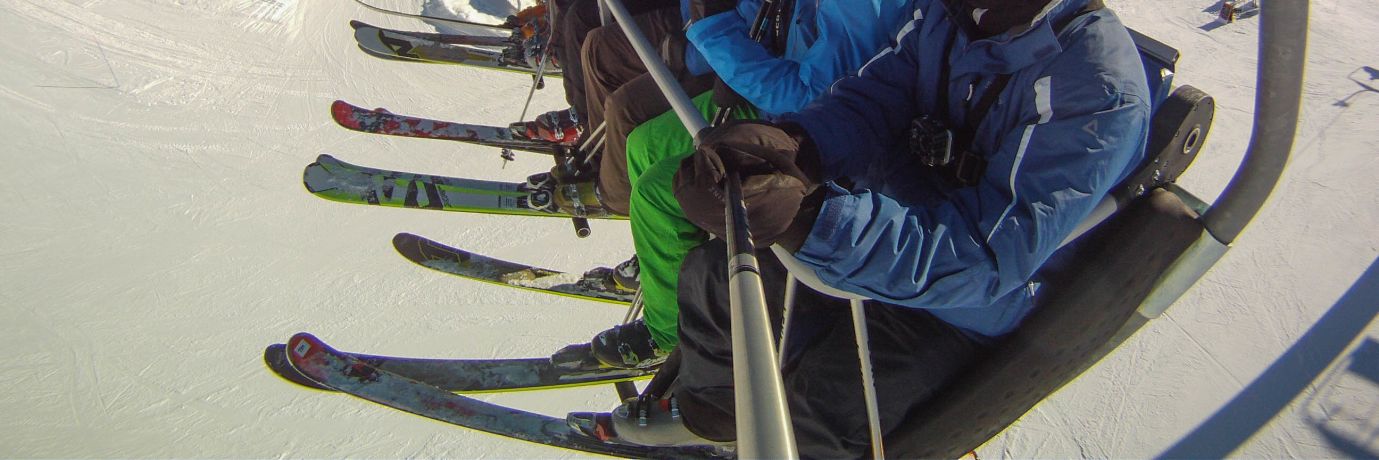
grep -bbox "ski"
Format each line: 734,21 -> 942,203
352,0 -> 512,30
353,22 -> 557,76
393,232 -> 635,305
264,342 -> 651,393
331,100 -> 559,155
350,20 -> 516,48
284,332 -> 734,459
356,44 -> 428,63
303,154 -> 624,219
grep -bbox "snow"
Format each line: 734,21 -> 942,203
0,0 -> 1375,457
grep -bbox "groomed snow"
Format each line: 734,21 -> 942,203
0,0 -> 1375,457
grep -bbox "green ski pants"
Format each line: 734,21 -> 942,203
625,91 -> 755,349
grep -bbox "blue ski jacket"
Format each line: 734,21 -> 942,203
681,0 -> 918,116
780,0 -> 1152,337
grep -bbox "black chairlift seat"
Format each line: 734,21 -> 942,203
881,32 -> 1217,458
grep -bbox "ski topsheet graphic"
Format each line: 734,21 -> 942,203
303,154 -> 626,219
392,233 -> 635,305
330,100 -> 559,154
283,332 -> 733,459
350,20 -> 515,47
264,343 -> 650,393
353,23 -> 557,76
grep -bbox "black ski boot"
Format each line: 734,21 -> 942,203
611,256 -> 640,292
591,319 -> 668,369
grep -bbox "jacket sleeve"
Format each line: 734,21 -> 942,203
777,6 -> 928,180
680,0 -> 762,77
686,0 -> 913,115
792,69 -> 1150,312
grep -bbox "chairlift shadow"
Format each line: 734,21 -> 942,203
1156,258 -> 1379,459
1299,337 -> 1379,458
1335,66 -> 1379,107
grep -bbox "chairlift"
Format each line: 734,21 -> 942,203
605,0 -> 1308,456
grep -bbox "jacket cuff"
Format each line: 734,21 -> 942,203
793,183 -> 857,265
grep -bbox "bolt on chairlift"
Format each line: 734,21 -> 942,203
604,0 -> 1308,456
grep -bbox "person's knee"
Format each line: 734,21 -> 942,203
579,27 -> 611,70
603,86 -> 634,128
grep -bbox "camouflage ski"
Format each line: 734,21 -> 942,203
330,100 -> 559,154
264,342 -> 650,393
393,232 -> 635,305
283,332 -> 733,459
352,21 -> 559,77
350,20 -> 516,47
351,0 -> 513,30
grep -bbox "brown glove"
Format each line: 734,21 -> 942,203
673,120 -> 821,248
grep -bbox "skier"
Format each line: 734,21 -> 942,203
579,0 -> 921,370
569,0 -> 1153,454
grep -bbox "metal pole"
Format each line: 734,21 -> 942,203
603,1 -> 796,456
1201,0 -> 1308,244
849,299 -> 885,460
724,170 -> 799,459
598,0 -> 612,26
602,0 -> 709,139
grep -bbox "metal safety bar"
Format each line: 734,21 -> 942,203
601,0 -> 797,457
1201,0 -> 1307,244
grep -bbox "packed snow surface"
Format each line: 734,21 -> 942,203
1,0 -> 1377,457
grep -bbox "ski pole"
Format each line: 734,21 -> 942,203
710,0 -> 777,126
602,0 -> 797,457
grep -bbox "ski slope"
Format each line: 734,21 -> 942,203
0,0 -> 1376,457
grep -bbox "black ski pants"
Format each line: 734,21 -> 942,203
674,239 -> 992,459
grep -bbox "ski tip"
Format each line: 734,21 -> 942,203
348,19 -> 369,30
330,100 -> 359,128
391,232 -> 419,247
391,233 -> 426,261
285,332 -> 326,360
263,343 -> 331,390
302,154 -> 334,182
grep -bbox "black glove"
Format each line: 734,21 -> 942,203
689,0 -> 736,21
673,120 -> 822,249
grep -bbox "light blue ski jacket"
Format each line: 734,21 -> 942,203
682,0 -> 918,116
780,0 -> 1151,337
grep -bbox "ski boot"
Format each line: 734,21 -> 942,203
611,256 -> 640,291
503,1 -> 560,71
578,256 -> 640,295
567,395 -> 726,447
590,318 -> 669,369
512,108 -> 582,146
523,170 -> 613,218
